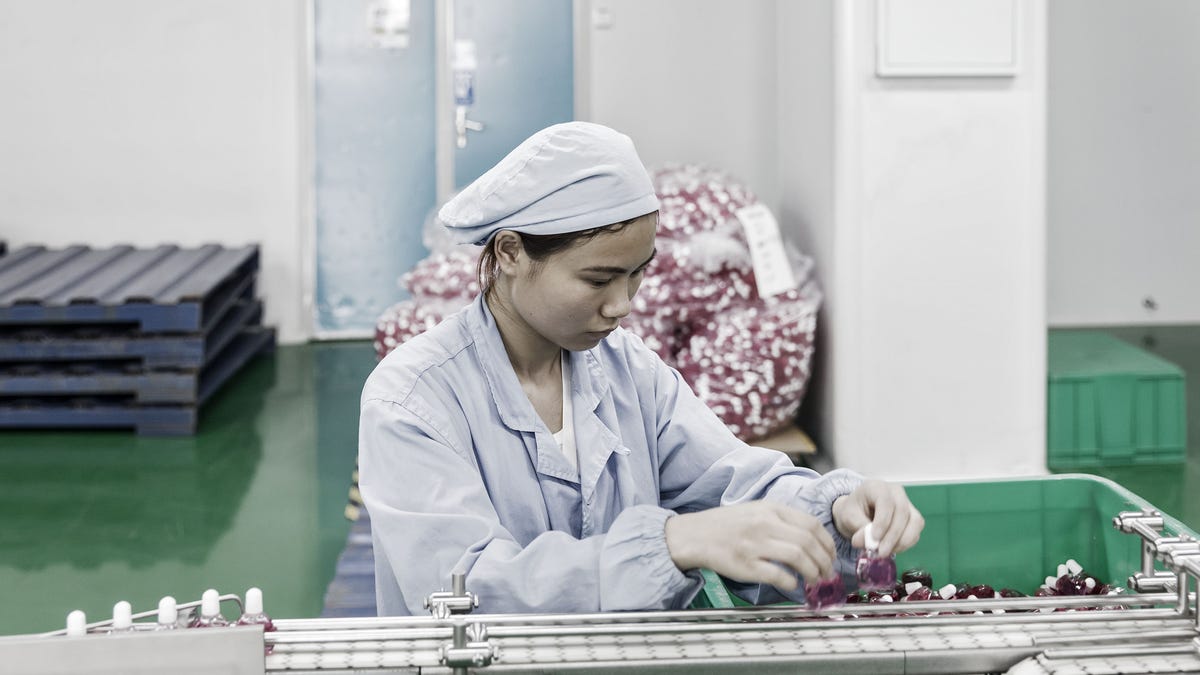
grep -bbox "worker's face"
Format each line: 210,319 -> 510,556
508,214 -> 657,351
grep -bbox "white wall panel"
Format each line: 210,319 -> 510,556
1047,0 -> 1200,326
830,0 -> 1046,479
583,0 -> 780,209
0,0 -> 310,343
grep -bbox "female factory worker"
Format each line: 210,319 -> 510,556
359,122 -> 924,615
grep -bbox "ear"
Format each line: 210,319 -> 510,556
492,230 -> 525,275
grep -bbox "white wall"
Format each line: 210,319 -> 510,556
1047,0 -> 1200,326
584,0 -> 1048,480
0,0 -> 311,344
775,0 -> 837,460
581,0 -> 781,210
829,1 -> 1047,480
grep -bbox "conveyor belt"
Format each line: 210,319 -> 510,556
1009,638 -> 1200,674
6,502 -> 1200,675
263,598 -> 1197,674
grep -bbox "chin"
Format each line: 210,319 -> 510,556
568,334 -> 608,351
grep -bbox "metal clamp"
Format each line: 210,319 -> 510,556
1113,509 -> 1200,629
1114,510 -> 1176,592
424,573 -> 479,620
440,621 -> 497,674
1156,538 -> 1200,613
1167,549 -> 1200,631
1136,535 -> 1200,595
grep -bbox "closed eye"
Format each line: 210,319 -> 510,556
581,252 -> 654,289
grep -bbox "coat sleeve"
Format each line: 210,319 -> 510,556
359,396 -> 703,615
644,351 -> 864,603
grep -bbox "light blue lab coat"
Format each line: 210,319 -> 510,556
359,295 -> 863,616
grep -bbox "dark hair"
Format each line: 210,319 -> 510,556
476,213 -> 655,295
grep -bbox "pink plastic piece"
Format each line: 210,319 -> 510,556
856,555 -> 897,591
855,524 -> 897,592
189,615 -> 229,629
805,576 -> 846,611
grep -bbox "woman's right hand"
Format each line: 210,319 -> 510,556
663,501 -> 836,591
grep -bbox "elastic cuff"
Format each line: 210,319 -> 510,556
640,506 -> 703,600
599,505 -> 703,610
796,468 -> 865,563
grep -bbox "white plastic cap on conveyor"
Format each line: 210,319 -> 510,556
111,601 -> 132,632
200,589 -> 220,618
64,610 -> 86,638
156,596 -> 177,627
245,587 -> 263,616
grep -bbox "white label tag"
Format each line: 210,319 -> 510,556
735,204 -> 797,298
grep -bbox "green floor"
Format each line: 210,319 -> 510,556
0,326 -> 1197,636
0,341 -> 376,636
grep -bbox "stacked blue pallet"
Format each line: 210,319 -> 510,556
0,244 -> 275,435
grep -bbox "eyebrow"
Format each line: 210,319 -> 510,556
580,249 -> 657,275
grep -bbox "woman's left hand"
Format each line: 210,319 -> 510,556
831,480 -> 924,557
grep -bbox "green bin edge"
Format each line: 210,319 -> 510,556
690,474 -> 1196,609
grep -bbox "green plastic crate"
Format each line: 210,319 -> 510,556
1048,330 -> 1186,468
693,474 -> 1196,608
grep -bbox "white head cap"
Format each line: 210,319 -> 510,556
438,122 -> 659,245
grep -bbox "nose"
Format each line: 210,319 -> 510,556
600,281 -> 633,321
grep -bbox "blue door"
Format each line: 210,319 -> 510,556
313,0 -> 574,336
450,1 -> 575,188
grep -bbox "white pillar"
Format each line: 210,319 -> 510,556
815,0 -> 1048,480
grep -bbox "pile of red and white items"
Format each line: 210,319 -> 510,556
838,558 -> 1126,615
374,164 -> 821,442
